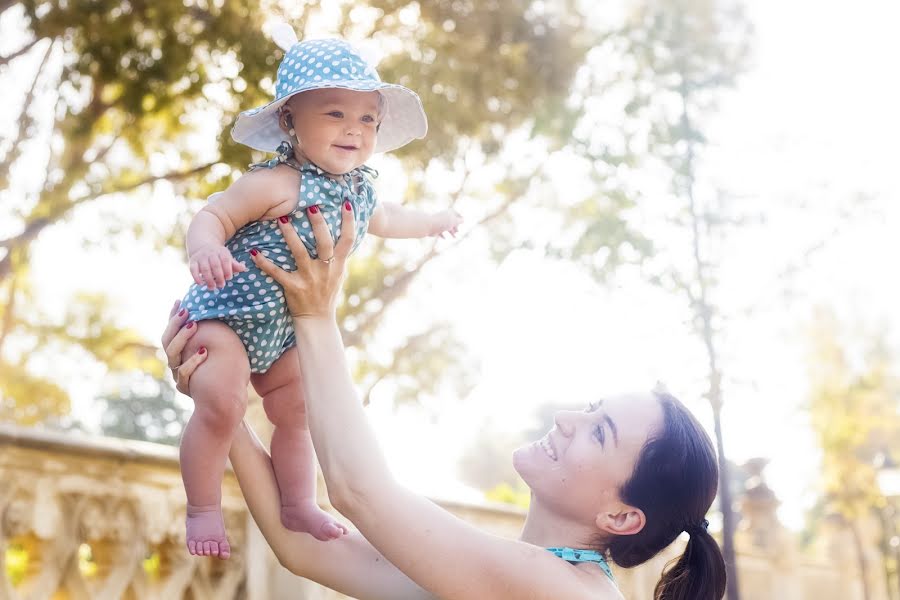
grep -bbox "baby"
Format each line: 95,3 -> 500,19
177,28 -> 461,559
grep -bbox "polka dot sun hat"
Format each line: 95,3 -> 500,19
231,23 -> 428,155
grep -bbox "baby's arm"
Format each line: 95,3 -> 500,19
187,168 -> 296,289
367,202 -> 462,239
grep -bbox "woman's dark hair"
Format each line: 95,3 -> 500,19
600,391 -> 727,600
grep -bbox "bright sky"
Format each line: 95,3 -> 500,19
3,0 -> 899,528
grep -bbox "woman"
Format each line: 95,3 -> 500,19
161,204 -> 727,599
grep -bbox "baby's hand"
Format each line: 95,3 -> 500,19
429,209 -> 463,238
189,245 -> 248,290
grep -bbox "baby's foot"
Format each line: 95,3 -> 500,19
281,500 -> 348,541
186,504 -> 231,559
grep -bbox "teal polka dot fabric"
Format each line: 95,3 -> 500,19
181,148 -> 376,373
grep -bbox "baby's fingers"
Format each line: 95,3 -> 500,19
232,258 -> 248,273
190,261 -> 204,287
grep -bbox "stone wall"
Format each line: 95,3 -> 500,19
0,425 -> 884,599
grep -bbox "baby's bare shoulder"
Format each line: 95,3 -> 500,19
229,165 -> 299,214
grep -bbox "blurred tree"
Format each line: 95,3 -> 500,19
93,375 -> 191,446
0,0 -> 600,423
563,1 -> 752,596
807,310 -> 900,600
1,0 -> 277,421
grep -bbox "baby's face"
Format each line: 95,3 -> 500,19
285,88 -> 380,174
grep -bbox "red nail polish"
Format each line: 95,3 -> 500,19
250,248 -> 259,256
186,321 -> 195,329
308,205 -> 319,214
279,215 -> 290,223
178,308 -> 186,317
344,201 -> 352,211
198,346 -> 206,355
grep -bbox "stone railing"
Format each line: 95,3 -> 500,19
0,424 -> 883,599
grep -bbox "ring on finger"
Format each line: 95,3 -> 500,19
321,255 -> 336,264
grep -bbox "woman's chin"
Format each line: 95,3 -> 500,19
512,445 -> 534,480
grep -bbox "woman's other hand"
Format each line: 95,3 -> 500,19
160,300 -> 207,395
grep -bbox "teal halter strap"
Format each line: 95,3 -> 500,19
546,547 -> 615,583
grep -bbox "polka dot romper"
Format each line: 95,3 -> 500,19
180,145 -> 377,373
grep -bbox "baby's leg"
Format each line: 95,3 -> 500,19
251,347 -> 347,541
180,320 -> 250,559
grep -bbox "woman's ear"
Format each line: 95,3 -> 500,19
595,506 -> 646,537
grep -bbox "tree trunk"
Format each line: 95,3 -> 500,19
849,518 -> 873,600
680,80 -> 741,599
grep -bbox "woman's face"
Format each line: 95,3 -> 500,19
513,393 -> 663,523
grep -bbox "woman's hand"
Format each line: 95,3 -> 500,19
249,204 -> 357,319
160,300 -> 207,394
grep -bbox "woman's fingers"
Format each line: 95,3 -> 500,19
249,247 -> 291,287
162,316 -> 198,370
306,206 -> 335,260
175,346 -> 207,395
334,202 -> 356,260
161,303 -> 190,362
276,215 -> 313,269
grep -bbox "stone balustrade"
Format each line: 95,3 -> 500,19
0,424 -> 886,599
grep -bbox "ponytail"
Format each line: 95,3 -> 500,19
654,526 -> 726,600
597,392 -> 726,599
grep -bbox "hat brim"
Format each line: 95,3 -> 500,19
231,81 -> 427,154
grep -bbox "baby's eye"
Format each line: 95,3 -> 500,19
361,114 -> 376,124
327,111 -> 344,118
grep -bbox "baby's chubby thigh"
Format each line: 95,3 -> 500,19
182,320 -> 251,434
250,347 -> 306,430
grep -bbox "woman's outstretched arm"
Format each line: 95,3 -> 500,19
161,303 -> 433,600
227,420 -> 435,600
249,207 -> 604,600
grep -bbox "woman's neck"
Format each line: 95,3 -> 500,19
519,497 -> 601,550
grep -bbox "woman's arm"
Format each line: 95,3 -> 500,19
228,421 -> 435,600
161,304 -> 434,600
250,208 -> 601,600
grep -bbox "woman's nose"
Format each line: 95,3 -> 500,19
553,411 -> 578,437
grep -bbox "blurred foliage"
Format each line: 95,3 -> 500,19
0,0 -> 612,429
1,0 -> 276,421
92,375 -> 191,446
560,2 -> 753,591
485,482 -> 530,509
4,543 -> 28,586
806,310 -> 900,599
807,311 -> 900,522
